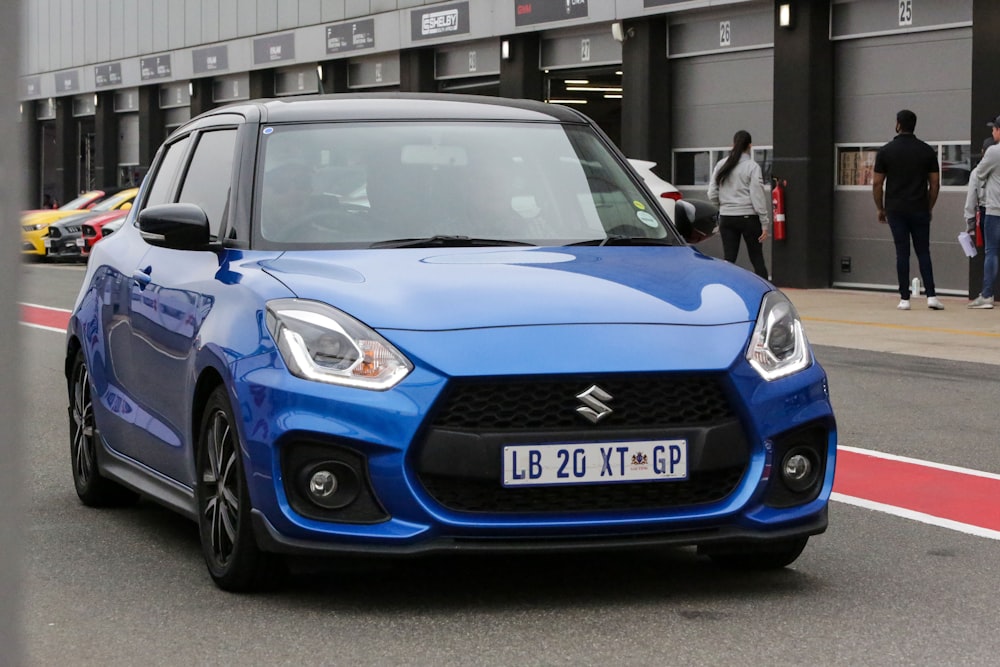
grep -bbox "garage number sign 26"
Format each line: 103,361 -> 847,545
719,20 -> 731,47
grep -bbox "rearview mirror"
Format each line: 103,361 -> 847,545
673,198 -> 719,244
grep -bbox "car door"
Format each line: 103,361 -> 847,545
119,127 -> 239,483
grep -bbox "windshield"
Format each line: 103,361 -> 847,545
59,191 -> 103,210
255,121 -> 673,247
91,189 -> 136,212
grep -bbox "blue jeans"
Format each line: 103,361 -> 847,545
982,214 -> 1000,299
886,211 -> 936,299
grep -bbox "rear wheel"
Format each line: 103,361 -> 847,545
196,386 -> 279,592
68,350 -> 139,507
699,536 -> 808,570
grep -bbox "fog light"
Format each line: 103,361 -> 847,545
781,451 -> 817,492
308,470 -> 338,499
298,461 -> 361,510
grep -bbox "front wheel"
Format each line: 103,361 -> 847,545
699,536 -> 809,570
196,385 -> 279,592
68,349 -> 139,507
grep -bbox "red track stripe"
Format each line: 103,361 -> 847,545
20,303 -> 70,331
833,448 -> 1000,533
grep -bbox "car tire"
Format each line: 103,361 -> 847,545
699,536 -> 808,570
68,350 -> 140,507
196,385 -> 279,592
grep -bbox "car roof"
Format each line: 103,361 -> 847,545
200,92 -> 591,125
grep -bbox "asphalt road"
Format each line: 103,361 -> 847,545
16,262 -> 1000,666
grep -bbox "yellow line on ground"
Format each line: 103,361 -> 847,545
802,316 -> 1000,338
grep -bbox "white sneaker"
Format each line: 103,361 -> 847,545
968,295 -> 995,309
897,299 -> 911,310
927,296 -> 944,310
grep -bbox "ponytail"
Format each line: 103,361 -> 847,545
715,130 -> 753,185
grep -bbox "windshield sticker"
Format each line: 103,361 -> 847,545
633,200 -> 646,211
637,211 -> 658,228
262,127 -> 274,135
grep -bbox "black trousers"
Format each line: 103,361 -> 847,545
719,214 -> 769,279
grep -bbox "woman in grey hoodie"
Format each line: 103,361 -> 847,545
707,130 -> 770,279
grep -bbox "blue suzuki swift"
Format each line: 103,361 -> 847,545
65,94 -> 836,591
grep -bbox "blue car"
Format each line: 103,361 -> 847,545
65,94 -> 836,591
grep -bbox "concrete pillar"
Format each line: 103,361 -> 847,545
770,0 -> 835,288
620,17 -> 670,171
94,91 -> 118,188
968,0 -> 1000,299
499,33 -> 543,101
400,47 -> 435,92
138,85 -> 165,171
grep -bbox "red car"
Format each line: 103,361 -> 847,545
79,209 -> 129,257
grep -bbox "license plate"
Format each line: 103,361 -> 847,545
76,238 -> 85,247
43,238 -> 51,248
503,440 -> 687,487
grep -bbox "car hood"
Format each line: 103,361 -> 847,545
21,210 -> 83,227
260,247 -> 767,331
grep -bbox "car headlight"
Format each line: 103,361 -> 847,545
265,299 -> 412,390
745,290 -> 812,381
33,223 -> 47,230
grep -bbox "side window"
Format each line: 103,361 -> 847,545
143,136 -> 192,208
178,129 -> 238,236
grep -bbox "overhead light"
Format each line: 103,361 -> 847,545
93,93 -> 99,107
565,86 -> 623,93
603,94 -> 622,99
779,3 -> 793,28
501,39 -> 510,60
188,81 -> 194,96
547,99 -> 587,105
615,71 -> 623,76
565,79 -> 589,85
316,64 -> 324,80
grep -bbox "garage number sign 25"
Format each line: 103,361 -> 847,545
899,0 -> 913,26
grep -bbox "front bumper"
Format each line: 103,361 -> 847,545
231,348 -> 837,555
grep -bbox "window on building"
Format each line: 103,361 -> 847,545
836,142 -> 970,189
673,147 -> 774,187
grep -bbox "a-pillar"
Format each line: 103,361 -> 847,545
770,0 -> 834,288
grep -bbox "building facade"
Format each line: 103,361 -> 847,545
17,0 -> 1000,292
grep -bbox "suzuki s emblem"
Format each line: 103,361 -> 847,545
576,385 -> 613,424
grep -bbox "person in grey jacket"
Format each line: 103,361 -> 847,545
963,116 -> 1000,308
708,129 -> 770,279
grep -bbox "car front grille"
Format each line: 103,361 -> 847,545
431,375 -> 733,430
47,228 -> 61,238
414,374 -> 748,515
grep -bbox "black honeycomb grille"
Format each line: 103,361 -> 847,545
420,467 -> 745,514
431,374 -> 733,431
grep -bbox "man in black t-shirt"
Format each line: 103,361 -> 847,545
872,109 -> 943,311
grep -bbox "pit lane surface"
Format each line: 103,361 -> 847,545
19,263 -> 1000,665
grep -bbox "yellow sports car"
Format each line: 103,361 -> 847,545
22,188 -> 137,257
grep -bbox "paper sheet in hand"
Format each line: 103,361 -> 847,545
958,231 -> 977,258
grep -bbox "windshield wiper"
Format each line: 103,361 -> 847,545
567,235 -> 675,247
369,235 -> 536,249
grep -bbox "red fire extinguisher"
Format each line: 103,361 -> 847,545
772,178 -> 787,240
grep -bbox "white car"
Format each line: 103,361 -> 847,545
628,159 -> 682,219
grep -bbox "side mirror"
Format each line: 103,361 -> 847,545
673,198 -> 719,244
138,203 -> 213,250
